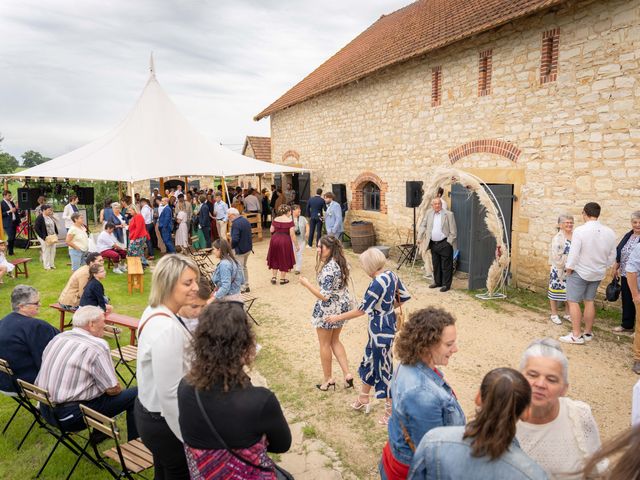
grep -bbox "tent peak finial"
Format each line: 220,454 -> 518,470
150,52 -> 156,78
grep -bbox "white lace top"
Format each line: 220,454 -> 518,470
516,397 -> 602,479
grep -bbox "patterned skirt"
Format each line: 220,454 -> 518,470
127,237 -> 146,258
548,266 -> 567,301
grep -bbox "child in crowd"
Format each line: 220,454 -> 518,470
0,239 -> 14,284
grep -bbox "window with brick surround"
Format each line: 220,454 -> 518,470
540,29 -> 560,84
431,66 -> 442,107
363,182 -> 380,211
478,50 -> 492,97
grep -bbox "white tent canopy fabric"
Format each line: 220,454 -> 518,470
6,69 -> 302,182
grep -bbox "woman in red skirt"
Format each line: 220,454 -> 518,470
267,204 -> 298,284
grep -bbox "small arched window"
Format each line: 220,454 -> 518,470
363,182 -> 380,211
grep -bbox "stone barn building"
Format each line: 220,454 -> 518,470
255,0 -> 640,290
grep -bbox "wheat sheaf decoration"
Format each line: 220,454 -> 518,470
416,168 -> 510,295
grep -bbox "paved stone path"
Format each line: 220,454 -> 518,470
250,371 -> 357,480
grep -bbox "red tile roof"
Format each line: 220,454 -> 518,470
255,0 -> 568,120
242,136 -> 272,162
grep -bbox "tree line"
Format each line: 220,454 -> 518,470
0,133 -> 50,174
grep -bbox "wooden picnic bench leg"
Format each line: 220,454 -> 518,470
59,311 -> 66,332
129,328 -> 136,346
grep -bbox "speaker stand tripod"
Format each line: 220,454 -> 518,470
397,207 -> 418,269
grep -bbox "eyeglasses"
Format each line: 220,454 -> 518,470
24,301 -> 41,306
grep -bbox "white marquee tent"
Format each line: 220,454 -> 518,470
4,61 -> 302,183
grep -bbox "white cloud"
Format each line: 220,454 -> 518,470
0,0 -> 409,158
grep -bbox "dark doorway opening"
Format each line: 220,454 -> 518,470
293,173 -> 310,213
451,183 -> 514,290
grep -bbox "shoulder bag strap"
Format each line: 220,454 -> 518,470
194,389 -> 272,472
137,312 -> 172,339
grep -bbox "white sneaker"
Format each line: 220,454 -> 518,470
113,268 -> 124,274
562,314 -> 571,322
550,315 -> 562,325
583,332 -> 594,342
559,333 -> 585,345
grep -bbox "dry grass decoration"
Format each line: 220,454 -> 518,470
416,168 -> 510,295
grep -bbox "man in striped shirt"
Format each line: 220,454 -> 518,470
36,306 -> 138,441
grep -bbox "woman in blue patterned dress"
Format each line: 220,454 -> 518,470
300,235 -> 354,391
548,214 -> 573,325
327,247 -> 410,425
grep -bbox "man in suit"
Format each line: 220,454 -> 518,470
324,192 -> 343,240
419,197 -> 457,292
157,197 -> 176,253
306,188 -> 326,247
1,190 -> 20,256
198,195 -> 212,248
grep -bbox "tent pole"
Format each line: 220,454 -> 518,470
159,177 -> 165,196
222,177 -> 230,204
184,176 -> 189,191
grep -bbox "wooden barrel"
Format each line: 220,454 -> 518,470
350,221 -> 376,253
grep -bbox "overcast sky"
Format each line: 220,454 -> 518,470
0,0 -> 409,160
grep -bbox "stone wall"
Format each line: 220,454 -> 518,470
268,0 -> 640,289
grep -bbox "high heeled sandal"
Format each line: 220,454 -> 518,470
280,279 -> 290,285
351,393 -> 371,414
344,377 -> 355,389
316,380 -> 336,391
378,403 -> 393,426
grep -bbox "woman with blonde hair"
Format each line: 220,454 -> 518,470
266,204 -> 297,285
135,254 -> 200,479
300,235 -> 354,391
328,247 -> 410,425
548,214 -> 574,325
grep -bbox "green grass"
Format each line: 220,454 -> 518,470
0,246 -> 151,479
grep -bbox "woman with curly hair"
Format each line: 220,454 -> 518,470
379,307 -> 464,480
300,235 -> 354,391
178,302 -> 292,478
327,247 -> 411,425
266,204 -> 298,285
408,368 -> 546,479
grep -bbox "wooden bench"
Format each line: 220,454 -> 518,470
50,303 -> 76,331
105,312 -> 139,346
10,258 -> 31,279
241,292 -> 259,325
126,257 -> 144,295
243,213 -> 263,241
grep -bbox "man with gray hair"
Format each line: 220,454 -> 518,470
36,306 -> 138,441
0,285 -> 58,393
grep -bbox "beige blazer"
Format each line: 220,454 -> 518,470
419,209 -> 457,251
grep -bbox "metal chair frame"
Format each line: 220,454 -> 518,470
0,358 -> 39,450
17,379 -> 102,479
104,325 -> 137,388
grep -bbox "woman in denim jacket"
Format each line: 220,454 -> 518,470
408,368 -> 547,480
211,239 -> 245,302
380,307 -> 465,480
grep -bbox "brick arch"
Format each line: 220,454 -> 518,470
282,150 -> 300,162
350,171 -> 388,214
448,139 -> 521,164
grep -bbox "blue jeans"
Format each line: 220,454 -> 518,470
69,248 -> 87,271
41,388 -> 139,441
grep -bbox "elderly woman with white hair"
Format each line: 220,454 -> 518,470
135,254 -> 200,479
612,211 -> 640,333
328,247 -> 411,425
516,338 -> 603,479
548,214 -> 574,325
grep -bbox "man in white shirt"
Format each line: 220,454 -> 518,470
213,193 -> 229,239
561,202 -> 616,345
418,198 -> 457,292
242,188 -> 261,213
140,198 -> 154,259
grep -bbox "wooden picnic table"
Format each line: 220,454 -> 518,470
50,303 -> 139,345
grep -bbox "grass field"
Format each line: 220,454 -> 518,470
0,246 -> 150,479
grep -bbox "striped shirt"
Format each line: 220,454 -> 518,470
35,328 -> 117,404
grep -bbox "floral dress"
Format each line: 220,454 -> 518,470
311,259 -> 352,329
358,270 -> 410,399
548,237 -> 571,301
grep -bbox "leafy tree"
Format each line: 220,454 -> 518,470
0,152 -> 19,174
21,150 -> 50,168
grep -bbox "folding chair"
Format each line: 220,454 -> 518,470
80,405 -> 153,479
104,325 -> 137,388
0,358 -> 39,450
17,379 -> 102,479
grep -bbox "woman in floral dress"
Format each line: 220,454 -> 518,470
300,235 -> 354,391
328,247 -> 410,425
548,214 -> 573,325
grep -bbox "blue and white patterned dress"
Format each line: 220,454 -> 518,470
548,238 -> 571,301
357,270 -> 411,399
311,259 -> 352,329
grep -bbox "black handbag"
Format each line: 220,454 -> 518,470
605,277 -> 621,302
194,389 -> 294,480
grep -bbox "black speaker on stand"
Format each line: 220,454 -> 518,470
398,181 -> 424,269
76,187 -> 95,205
